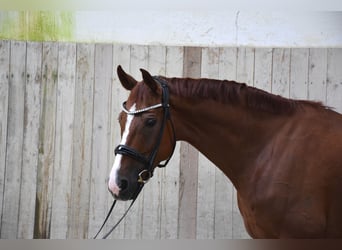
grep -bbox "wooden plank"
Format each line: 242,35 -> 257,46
219,47 -> 237,81
196,47 -> 219,239
254,48 -> 273,91
106,44 -> 131,239
272,48 -> 291,97
69,43 -> 95,238
214,170 -> 234,239
17,42 -> 42,238
215,47 -> 237,239
139,45 -> 166,239
88,44 -> 113,238
308,48 -> 327,103
50,42 -> 76,239
178,47 -> 201,239
35,42 -> 58,239
234,46 -> 255,239
0,40 -> 10,234
236,48 -> 255,86
197,151 -> 216,239
111,44 -> 131,158
327,48 -> 342,113
160,46 -> 183,239
290,49 -> 309,100
120,44 -> 148,239
1,41 -> 26,238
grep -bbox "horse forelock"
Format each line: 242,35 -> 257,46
128,81 -> 160,108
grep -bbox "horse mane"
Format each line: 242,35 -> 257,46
163,77 -> 326,115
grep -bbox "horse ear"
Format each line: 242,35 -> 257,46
140,68 -> 159,93
117,65 -> 137,90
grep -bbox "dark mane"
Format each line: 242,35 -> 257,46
162,77 -> 326,115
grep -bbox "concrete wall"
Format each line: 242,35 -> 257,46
1,11 -> 341,47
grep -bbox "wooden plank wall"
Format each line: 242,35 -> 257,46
0,40 -> 341,239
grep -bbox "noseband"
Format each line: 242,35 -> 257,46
115,76 -> 176,183
94,77 -> 176,239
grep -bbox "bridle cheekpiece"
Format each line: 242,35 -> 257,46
114,76 -> 176,184
94,76 -> 176,239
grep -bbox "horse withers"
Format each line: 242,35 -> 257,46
108,65 -> 342,238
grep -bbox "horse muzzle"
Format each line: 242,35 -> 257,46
108,173 -> 140,201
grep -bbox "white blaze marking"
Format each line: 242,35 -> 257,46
108,103 -> 136,196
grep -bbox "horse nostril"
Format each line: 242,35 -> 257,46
119,178 -> 128,191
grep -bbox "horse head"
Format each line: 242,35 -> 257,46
108,66 -> 176,200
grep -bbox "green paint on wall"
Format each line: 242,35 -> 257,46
0,11 -> 75,41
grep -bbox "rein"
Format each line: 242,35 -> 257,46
93,77 -> 176,239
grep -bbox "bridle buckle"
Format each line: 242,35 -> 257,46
137,169 -> 152,184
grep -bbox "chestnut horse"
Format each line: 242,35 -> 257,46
108,66 -> 342,238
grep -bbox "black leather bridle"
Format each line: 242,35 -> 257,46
115,76 -> 176,183
93,76 -> 176,239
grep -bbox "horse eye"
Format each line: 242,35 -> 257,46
145,118 -> 157,127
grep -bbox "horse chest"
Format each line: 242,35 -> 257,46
237,186 -> 327,238
237,191 -> 287,238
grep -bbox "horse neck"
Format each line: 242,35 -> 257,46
168,79 -> 289,188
